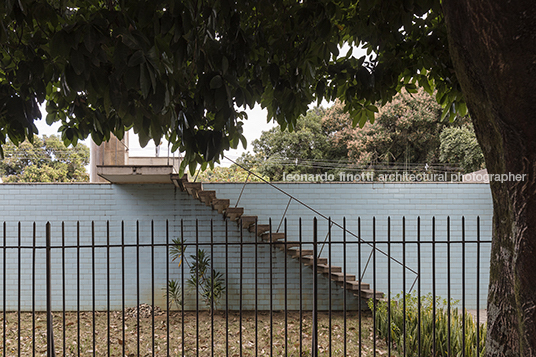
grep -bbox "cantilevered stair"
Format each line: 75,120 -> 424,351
171,174 -> 384,302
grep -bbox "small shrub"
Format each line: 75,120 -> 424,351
186,248 -> 226,311
167,237 -> 225,313
369,293 -> 486,356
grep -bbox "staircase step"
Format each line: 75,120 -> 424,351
329,272 -> 356,282
240,216 -> 258,229
317,264 -> 342,274
302,256 -> 328,266
342,280 -> 371,291
183,182 -> 202,199
249,224 -> 270,235
287,249 -> 313,258
275,241 -> 301,250
225,207 -> 244,221
198,190 -> 216,205
212,199 -> 230,214
260,232 -> 286,242
176,175 -> 386,303
171,174 -> 188,190
355,289 -> 385,300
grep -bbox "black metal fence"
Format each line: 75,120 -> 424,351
1,217 -> 491,356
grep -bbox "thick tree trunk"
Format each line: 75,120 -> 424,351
443,1 -> 536,355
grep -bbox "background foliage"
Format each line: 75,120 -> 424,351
439,124 -> 485,174
194,165 -> 268,183
0,135 -> 89,182
239,90 -> 483,181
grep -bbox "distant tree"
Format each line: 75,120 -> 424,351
0,135 -> 89,182
245,90 -> 480,180
322,90 -> 469,173
241,107 -> 350,181
439,124 -> 485,173
195,165 -> 268,183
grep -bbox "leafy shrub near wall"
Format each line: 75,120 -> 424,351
369,293 -> 486,356
167,237 -> 225,313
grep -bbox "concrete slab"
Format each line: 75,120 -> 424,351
96,165 -> 175,184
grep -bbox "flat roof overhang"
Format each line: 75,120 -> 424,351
96,165 -> 176,184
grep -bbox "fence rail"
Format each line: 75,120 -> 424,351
1,217 -> 491,356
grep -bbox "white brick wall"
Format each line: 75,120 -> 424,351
204,182 -> 493,309
0,183 -> 360,311
0,182 -> 492,311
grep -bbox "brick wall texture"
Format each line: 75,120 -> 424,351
0,182 -> 492,311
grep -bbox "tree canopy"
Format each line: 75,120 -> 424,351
243,90 -> 482,181
0,134 -> 89,182
240,106 -> 345,180
439,123 -> 484,173
1,0 -> 463,173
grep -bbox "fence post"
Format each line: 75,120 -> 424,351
46,222 -> 55,356
311,218 -> 318,357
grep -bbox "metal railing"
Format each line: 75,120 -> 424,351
223,155 -> 419,286
1,217 -> 490,356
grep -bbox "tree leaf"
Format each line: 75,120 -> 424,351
222,56 -> 229,75
456,101 -> 468,117
120,32 -> 140,49
269,64 -> 279,84
140,63 -> 150,98
210,75 -> 223,89
50,31 -> 70,59
315,80 -> 326,103
84,25 -> 97,53
70,50 -> 85,75
128,50 -> 146,67
64,66 -> 84,92
138,129 -> 151,148
189,161 -> 197,176
405,83 -> 418,93
440,103 -> 452,121
46,112 -> 56,125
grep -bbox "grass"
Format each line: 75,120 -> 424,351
0,308 -> 387,356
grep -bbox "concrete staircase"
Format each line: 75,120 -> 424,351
172,174 -> 384,302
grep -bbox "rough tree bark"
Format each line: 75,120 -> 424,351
443,1 -> 536,355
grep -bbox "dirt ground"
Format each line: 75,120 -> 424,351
1,306 -> 388,356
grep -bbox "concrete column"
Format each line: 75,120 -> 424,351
89,133 -> 129,183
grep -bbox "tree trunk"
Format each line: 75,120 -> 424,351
443,1 -> 536,355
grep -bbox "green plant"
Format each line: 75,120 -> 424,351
167,237 -> 225,313
369,293 -> 486,357
166,279 -> 182,310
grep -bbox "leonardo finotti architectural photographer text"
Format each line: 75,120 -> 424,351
282,171 -> 527,183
